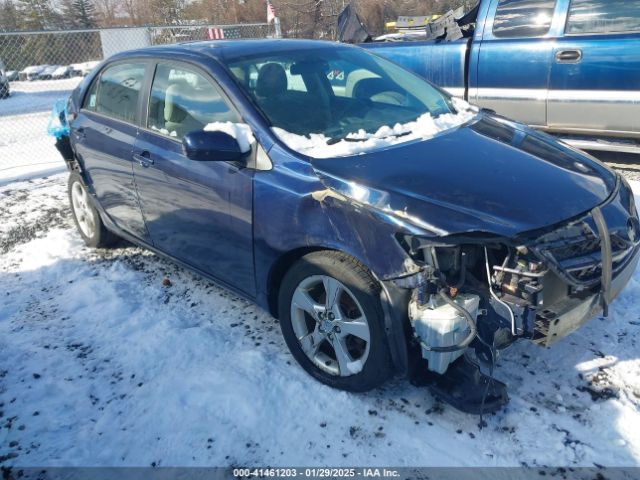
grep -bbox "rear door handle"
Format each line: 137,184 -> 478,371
133,151 -> 154,167
555,49 -> 582,63
74,127 -> 86,140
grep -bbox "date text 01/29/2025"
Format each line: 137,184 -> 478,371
233,468 -> 401,477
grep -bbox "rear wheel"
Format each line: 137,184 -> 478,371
278,251 -> 392,392
68,172 -> 117,248
0,83 -> 9,99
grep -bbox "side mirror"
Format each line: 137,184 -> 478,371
182,130 -> 248,162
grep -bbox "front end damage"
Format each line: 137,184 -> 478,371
389,178 -> 640,414
306,119 -> 636,414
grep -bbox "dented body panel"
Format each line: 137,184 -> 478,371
251,142 -> 422,305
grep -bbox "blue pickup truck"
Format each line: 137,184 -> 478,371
364,0 -> 640,155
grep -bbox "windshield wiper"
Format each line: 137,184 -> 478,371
326,130 -> 411,145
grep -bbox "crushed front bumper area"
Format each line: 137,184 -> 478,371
391,177 -> 639,415
534,244 -> 639,346
529,178 -> 640,345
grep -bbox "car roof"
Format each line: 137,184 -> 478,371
111,39 -> 355,64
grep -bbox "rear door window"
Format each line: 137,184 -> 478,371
95,62 -> 146,123
566,0 -> 640,35
493,0 -> 557,38
147,63 -> 238,140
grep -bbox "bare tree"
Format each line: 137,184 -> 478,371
94,0 -> 118,26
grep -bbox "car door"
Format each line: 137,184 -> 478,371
72,60 -> 151,242
473,0 -> 559,126
548,0 -> 640,136
132,61 -> 256,296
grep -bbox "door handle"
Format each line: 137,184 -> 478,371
74,127 -> 86,140
133,151 -> 154,168
555,49 -> 582,63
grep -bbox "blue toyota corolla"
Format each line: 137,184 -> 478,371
61,39 -> 640,413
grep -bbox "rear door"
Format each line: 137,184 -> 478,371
132,61 -> 255,296
547,0 -> 640,136
474,0 -> 559,126
72,61 -> 150,242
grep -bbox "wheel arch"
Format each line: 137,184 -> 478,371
266,246 -> 330,319
266,245 -> 411,377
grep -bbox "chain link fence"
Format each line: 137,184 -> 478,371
0,23 -> 272,179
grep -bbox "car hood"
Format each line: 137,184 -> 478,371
311,115 -> 617,238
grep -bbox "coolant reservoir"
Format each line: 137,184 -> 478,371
409,293 -> 480,374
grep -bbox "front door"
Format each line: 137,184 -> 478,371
474,0 -> 559,127
132,62 -> 255,296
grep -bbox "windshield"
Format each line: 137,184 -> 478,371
223,46 -> 477,157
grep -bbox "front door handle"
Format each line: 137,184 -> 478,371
133,151 -> 154,168
555,49 -> 582,63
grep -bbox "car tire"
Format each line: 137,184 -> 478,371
278,250 -> 393,392
0,83 -> 8,99
68,172 -> 118,248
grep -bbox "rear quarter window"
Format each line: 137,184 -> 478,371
82,77 -> 99,111
567,0 -> 640,35
493,0 -> 557,38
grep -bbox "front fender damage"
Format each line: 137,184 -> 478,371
310,176 -> 510,413
311,173 -> 640,415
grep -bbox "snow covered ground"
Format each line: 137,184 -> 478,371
1,79 -> 640,469
0,78 -> 81,184
1,172 -> 640,469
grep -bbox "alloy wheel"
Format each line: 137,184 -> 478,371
290,275 -> 371,377
71,181 -> 96,238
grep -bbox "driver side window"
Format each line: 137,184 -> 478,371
147,63 -> 238,140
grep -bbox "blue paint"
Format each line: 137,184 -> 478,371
364,0 -> 640,97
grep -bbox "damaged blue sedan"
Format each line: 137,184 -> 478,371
59,39 -> 640,413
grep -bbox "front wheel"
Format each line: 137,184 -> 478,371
278,251 -> 393,392
68,172 -> 117,248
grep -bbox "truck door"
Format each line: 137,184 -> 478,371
548,0 -> 640,137
473,0 -> 559,127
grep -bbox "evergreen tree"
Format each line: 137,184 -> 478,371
60,0 -> 96,28
72,0 -> 97,28
60,0 -> 78,27
0,0 -> 20,31
17,0 -> 61,29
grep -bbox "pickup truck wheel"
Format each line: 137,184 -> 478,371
68,172 -> 117,248
278,251 -> 392,392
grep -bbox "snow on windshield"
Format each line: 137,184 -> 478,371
273,97 -> 479,159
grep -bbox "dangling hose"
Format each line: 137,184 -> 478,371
419,289 -> 478,353
484,246 -> 517,336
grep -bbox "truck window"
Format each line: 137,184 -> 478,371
566,0 -> 640,35
493,0 -> 557,38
